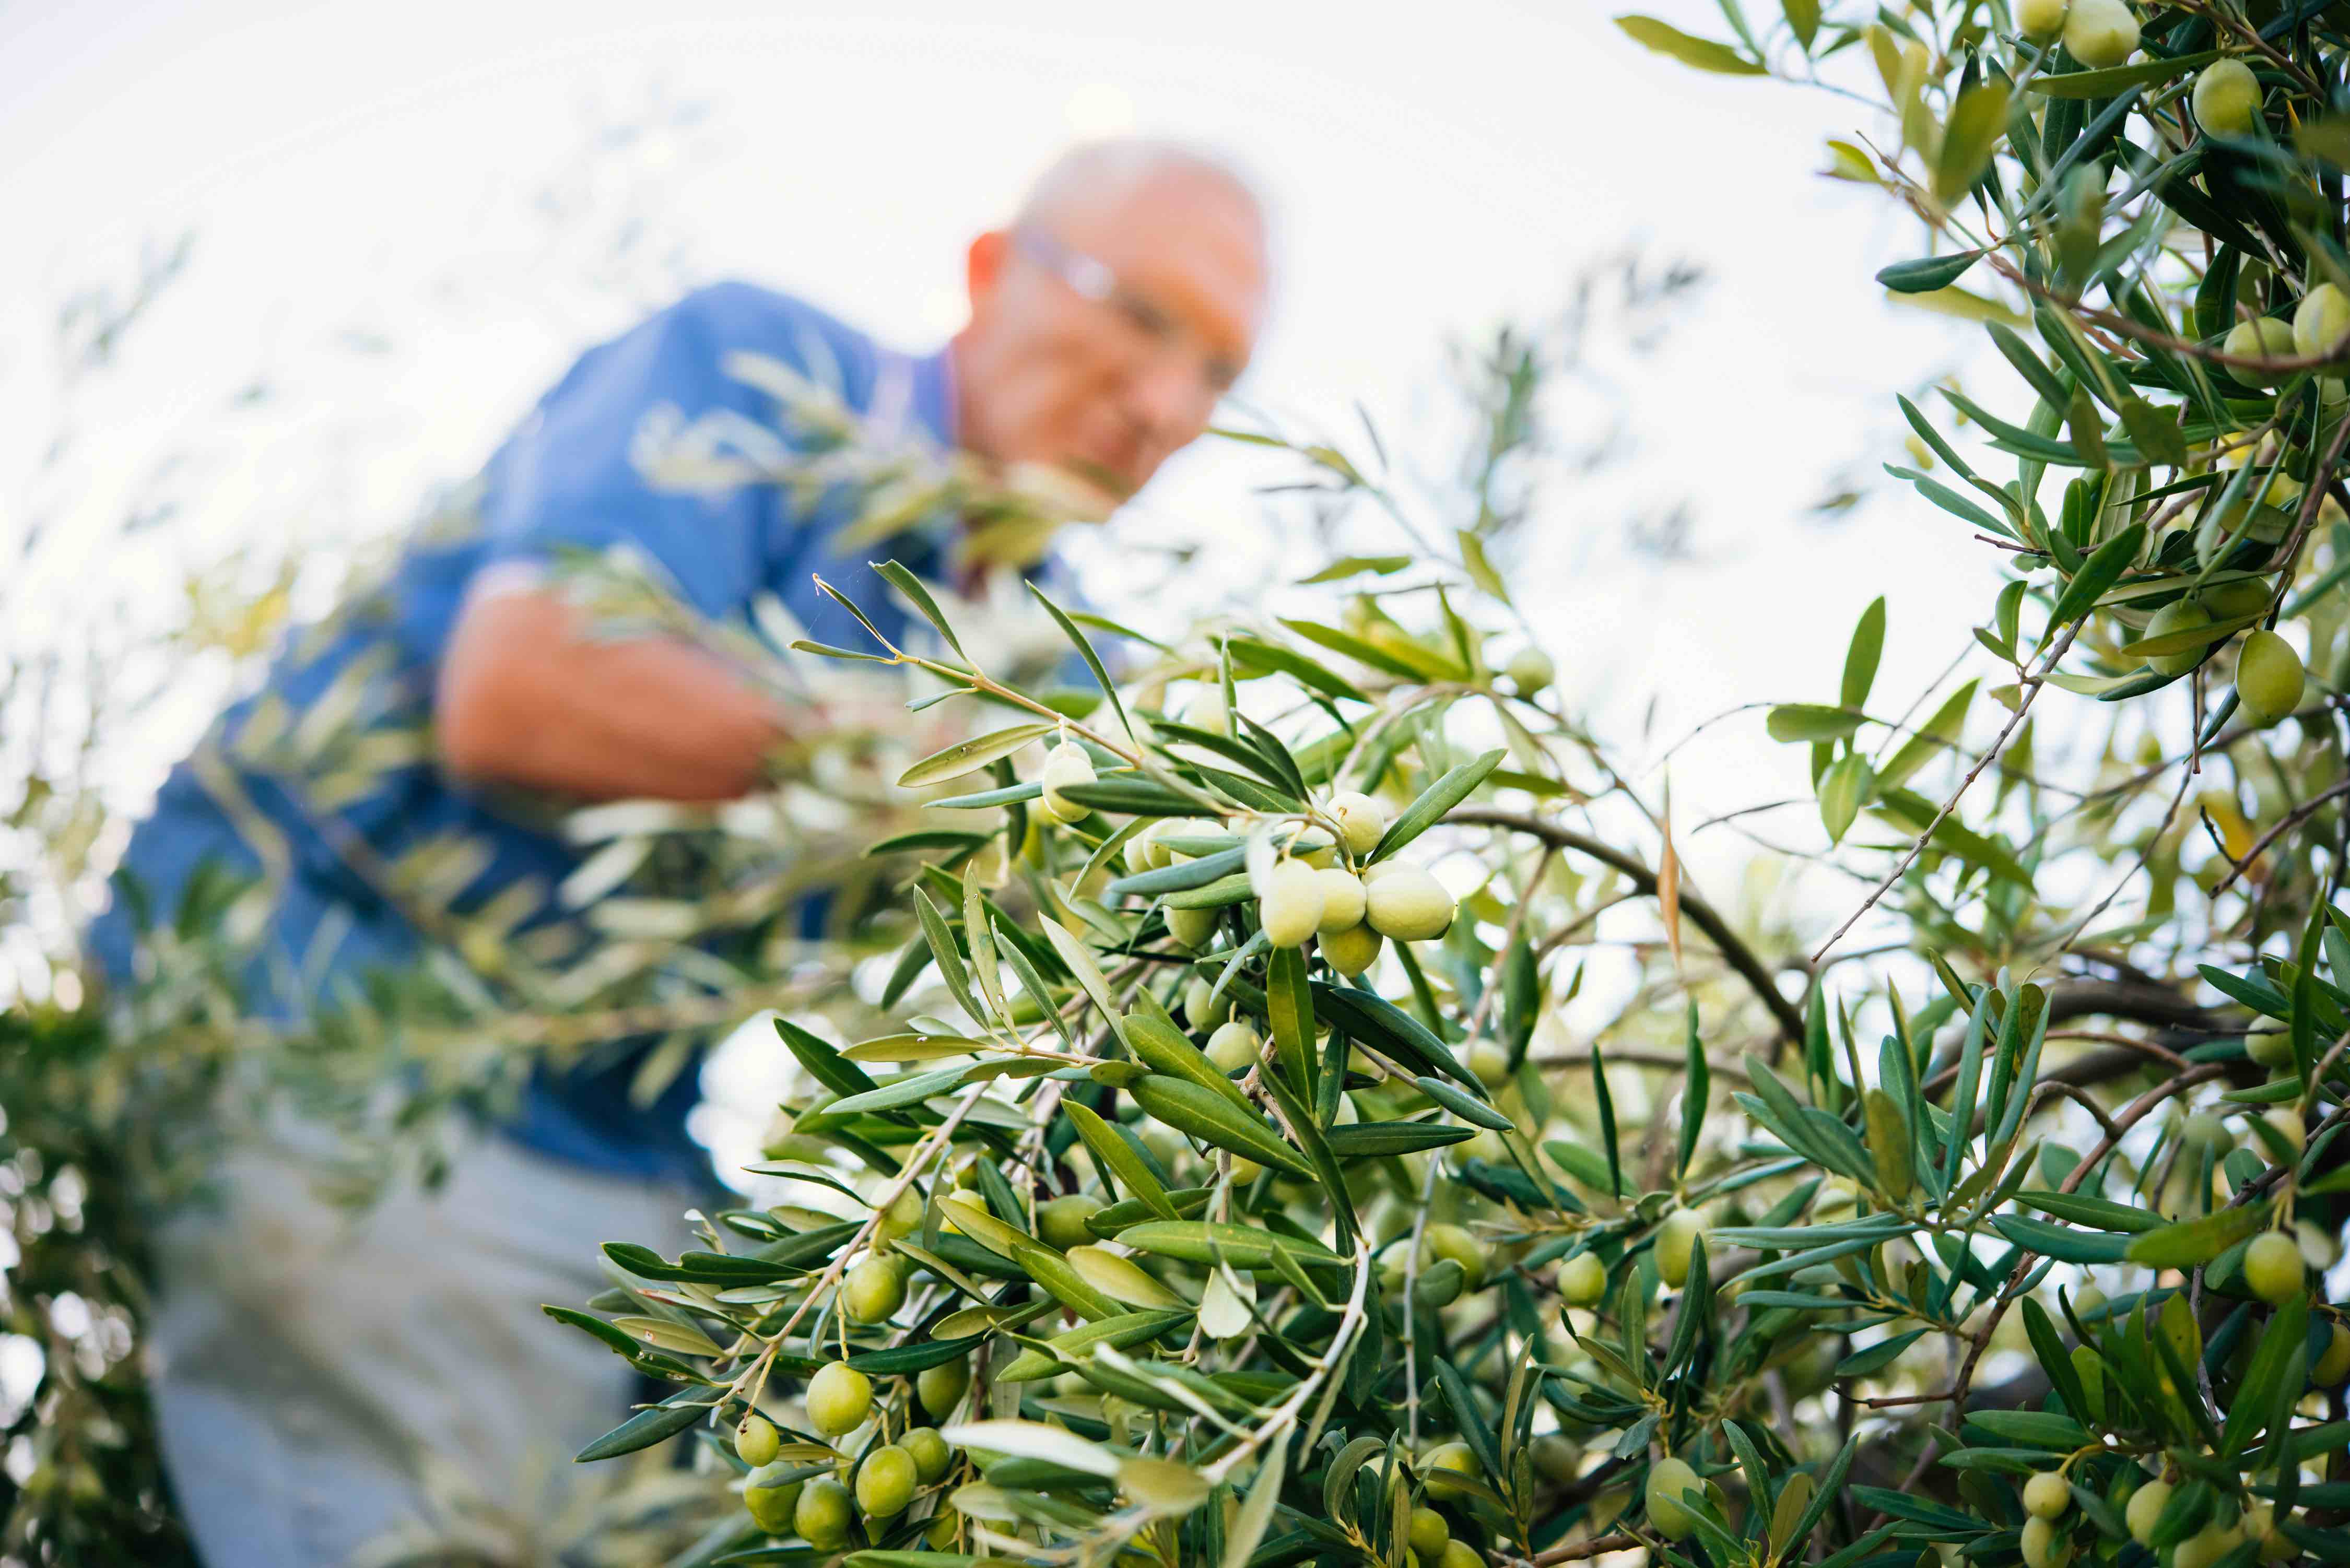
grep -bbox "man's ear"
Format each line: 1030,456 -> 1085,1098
966,230 -> 1009,316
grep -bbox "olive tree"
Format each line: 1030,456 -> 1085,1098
550,8 -> 2350,1566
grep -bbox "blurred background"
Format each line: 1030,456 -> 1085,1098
0,0 -> 2002,1148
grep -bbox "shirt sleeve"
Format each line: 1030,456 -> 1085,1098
477,287 -> 789,623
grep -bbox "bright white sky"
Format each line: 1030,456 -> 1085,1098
0,0 -> 2025,1033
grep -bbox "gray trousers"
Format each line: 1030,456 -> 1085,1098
149,1122 -> 695,1567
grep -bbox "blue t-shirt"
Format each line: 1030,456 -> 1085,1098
84,281 -> 976,1189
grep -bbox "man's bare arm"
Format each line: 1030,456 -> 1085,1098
435,587 -> 786,803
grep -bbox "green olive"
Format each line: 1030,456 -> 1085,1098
2245,1231 -> 2306,1306
2062,0 -> 2137,68
2224,317 -> 2297,383
1530,1431 -> 1580,1484
842,1255 -> 908,1325
2017,0 -> 2067,36
918,1356 -> 971,1418
1205,1019 -> 1262,1074
806,1361 -> 873,1437
2236,630 -> 2305,725
2172,1519 -> 2243,1568
735,1411 -> 781,1468
1038,1194 -> 1107,1251
1655,1209 -> 1705,1289
794,1476 -> 855,1548
855,1444 -> 919,1519
1558,1251 -> 1607,1308
1421,1440 -> 1480,1499
2191,58 -> 2262,137
2124,1478 -> 2171,1545
2313,1322 -> 2350,1386
1423,1222 -> 1490,1290
1314,867 -> 1368,934
1506,646 -> 1555,694
1184,974 -> 1233,1030
1258,859 -> 1325,948
2024,1471 -> 2072,1519
745,1472 -> 802,1534
1364,865 -> 1455,941
1645,1456 -> 1701,1539
2297,281 -> 2350,360
1320,922 -> 1384,976
2140,599 -> 2214,677
1166,904 -> 1219,950
903,1425 -> 954,1483
1408,1505 -> 1450,1557
1326,791 -> 1389,858
874,1186 -> 924,1246
2021,1515 -> 2073,1568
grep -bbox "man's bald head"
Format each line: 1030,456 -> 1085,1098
1012,137 -> 1266,243
950,138 -> 1272,498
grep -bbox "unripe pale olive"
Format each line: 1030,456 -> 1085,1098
842,1255 -> 907,1324
1438,1542 -> 1480,1568
1258,859 -> 1325,948
1184,686 -> 1230,736
918,1356 -> 970,1417
2246,1231 -> 2306,1305
2249,1029 -> 2297,1068
2018,0 -> 2067,34
903,1425 -> 953,1483
1646,1456 -> 1701,1539
1320,922 -> 1384,976
2192,58 -> 2262,137
1506,646 -> 1555,694
2180,1111 -> 2232,1154
1205,1019 -> 1262,1074
2021,1515 -> 2073,1568
2297,281 -> 2350,361
1467,1041 -> 1511,1088
2141,599 -> 2213,677
2074,1283 -> 2107,1317
1559,1251 -> 1608,1307
745,1473 -> 802,1534
2173,1520 -> 2243,1568
1364,865 -> 1455,941
2024,1471 -> 2073,1519
795,1476 -> 855,1547
2236,631 -> 2305,726
2263,1106 -> 2306,1153
1038,740 -> 1096,824
806,1361 -> 873,1437
855,1444 -> 919,1519
2125,1479 -> 2170,1545
1315,867 -> 1368,934
1038,1194 -> 1106,1250
1409,1505 -> 1450,1557
874,1186 -> 924,1246
1327,791 -> 1389,858
2063,0 -> 2137,67
1530,1431 -> 1580,1484
736,1411 -> 781,1468
1424,1222 -> 1490,1289
1184,974 -> 1233,1029
1421,1441 -> 1479,1499
1166,904 -> 1219,950
2225,317 -> 2297,383
2205,579 -> 2273,620
2313,1322 -> 2350,1385
1655,1209 -> 1705,1289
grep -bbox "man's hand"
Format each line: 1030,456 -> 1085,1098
436,583 -> 788,803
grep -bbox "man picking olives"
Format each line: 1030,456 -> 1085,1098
84,137 -> 1268,1568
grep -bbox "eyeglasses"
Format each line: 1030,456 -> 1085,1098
1008,226 -> 1244,397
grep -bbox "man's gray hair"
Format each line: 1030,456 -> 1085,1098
1012,137 -> 1266,233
